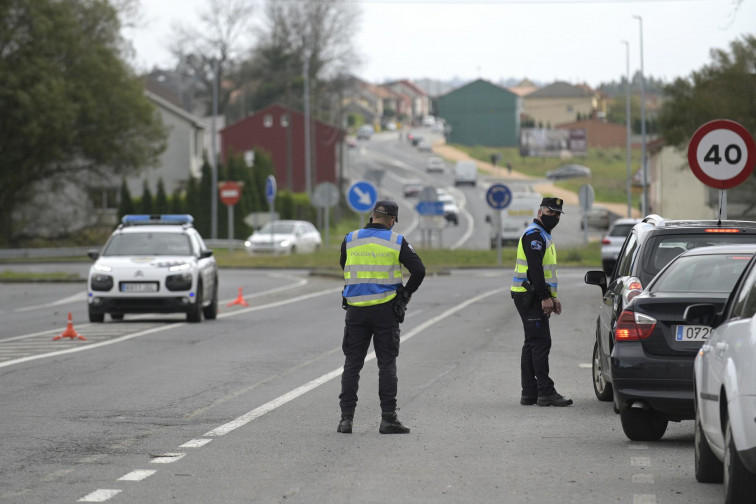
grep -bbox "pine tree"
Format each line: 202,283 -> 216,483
140,180 -> 153,214
118,177 -> 134,220
155,178 -> 168,214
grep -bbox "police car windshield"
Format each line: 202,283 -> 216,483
258,223 -> 295,234
103,232 -> 193,256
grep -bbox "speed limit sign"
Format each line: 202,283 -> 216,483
687,119 -> 756,189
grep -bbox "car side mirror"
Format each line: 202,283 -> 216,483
683,303 -> 719,326
87,249 -> 100,261
584,270 -> 607,296
200,250 -> 213,259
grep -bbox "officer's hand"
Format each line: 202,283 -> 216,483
553,297 -> 562,315
541,298 -> 554,315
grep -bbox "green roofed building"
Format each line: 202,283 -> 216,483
435,79 -> 521,147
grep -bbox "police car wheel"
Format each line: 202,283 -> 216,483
187,284 -> 203,323
89,306 -> 104,323
202,280 -> 218,320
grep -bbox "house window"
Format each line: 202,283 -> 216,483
280,114 -> 289,127
264,114 -> 273,127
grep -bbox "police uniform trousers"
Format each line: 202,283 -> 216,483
512,293 -> 556,398
339,302 -> 400,414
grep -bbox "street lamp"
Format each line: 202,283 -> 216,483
633,15 -> 648,216
621,41 -> 632,218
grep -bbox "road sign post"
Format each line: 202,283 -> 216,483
579,184 -> 595,243
265,175 -> 277,247
486,184 -> 512,265
313,182 -> 340,249
219,181 -> 242,252
687,119 -> 756,220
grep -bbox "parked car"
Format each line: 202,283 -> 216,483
584,215 -> 756,440
436,189 -> 459,226
357,125 -> 373,140
686,252 -> 756,502
580,205 -> 612,230
546,164 -> 591,180
411,135 -> 424,146
586,243 -> 756,441
86,214 -> 218,323
426,157 -> 445,173
601,218 -> 642,273
417,140 -> 432,152
244,220 -> 322,255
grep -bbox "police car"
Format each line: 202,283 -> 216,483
87,215 -> 218,323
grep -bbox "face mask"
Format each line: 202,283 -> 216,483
540,214 -> 559,232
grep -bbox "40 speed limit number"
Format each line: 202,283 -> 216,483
687,119 -> 756,189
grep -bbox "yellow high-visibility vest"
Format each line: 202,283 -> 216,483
511,223 -> 558,297
343,228 -> 403,306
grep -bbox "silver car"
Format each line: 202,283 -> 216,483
245,220 -> 322,255
686,252 -> 756,502
600,218 -> 641,273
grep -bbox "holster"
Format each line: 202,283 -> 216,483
521,280 -> 536,309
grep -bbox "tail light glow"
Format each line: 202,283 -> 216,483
615,310 -> 657,341
704,228 -> 742,233
602,238 -> 611,245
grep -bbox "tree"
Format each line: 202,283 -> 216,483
658,35 -> 756,147
169,0 -> 256,117
118,178 -> 135,220
155,178 -> 168,214
0,0 -> 166,245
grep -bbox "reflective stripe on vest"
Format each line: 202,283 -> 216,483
343,228 -> 403,306
511,223 -> 559,297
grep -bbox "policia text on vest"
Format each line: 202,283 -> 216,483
337,200 -> 425,434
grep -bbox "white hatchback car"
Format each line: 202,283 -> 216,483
426,156 -> 445,173
245,220 -> 322,255
87,215 -> 218,323
600,218 -> 641,273
685,253 -> 756,502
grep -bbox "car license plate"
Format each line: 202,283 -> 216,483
675,325 -> 710,341
120,282 -> 158,292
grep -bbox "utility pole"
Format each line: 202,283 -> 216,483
303,48 -> 312,197
634,15 -> 648,216
211,58 -> 219,239
622,40 -> 632,218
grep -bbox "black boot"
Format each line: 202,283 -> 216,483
379,411 -> 410,434
337,412 -> 353,433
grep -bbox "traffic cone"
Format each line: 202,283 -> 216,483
53,312 -> 86,341
227,287 -> 249,307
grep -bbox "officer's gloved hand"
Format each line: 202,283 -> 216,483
393,286 -> 411,323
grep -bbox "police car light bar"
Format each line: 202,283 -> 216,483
121,214 -> 195,226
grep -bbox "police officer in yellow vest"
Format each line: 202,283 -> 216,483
338,201 -> 425,434
511,197 -> 573,407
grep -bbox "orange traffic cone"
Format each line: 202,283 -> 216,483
53,312 -> 86,341
227,287 -> 249,307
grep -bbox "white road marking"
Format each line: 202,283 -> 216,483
204,286 -> 508,437
633,495 -> 657,504
631,457 -> 651,466
117,470 -> 156,481
149,453 -> 185,464
578,363 -> 591,368
42,469 -> 74,482
77,489 -> 121,502
632,474 -> 655,483
180,438 -> 213,448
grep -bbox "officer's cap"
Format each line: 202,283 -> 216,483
540,197 -> 565,214
373,200 -> 399,222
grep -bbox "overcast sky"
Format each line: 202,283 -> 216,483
123,0 -> 755,88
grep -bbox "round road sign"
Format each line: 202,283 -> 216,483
312,182 -> 340,208
486,184 -> 512,210
219,181 -> 241,206
687,119 -> 756,189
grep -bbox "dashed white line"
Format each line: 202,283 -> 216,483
118,470 -> 156,481
149,453 -> 185,464
632,474 -> 655,484
77,489 -> 121,502
180,438 -> 213,448
633,495 -> 657,504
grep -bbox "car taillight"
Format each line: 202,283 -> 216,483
615,310 -> 657,341
601,238 -> 611,245
622,277 -> 643,305
704,228 -> 742,233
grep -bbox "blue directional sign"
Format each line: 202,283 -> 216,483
415,201 -> 444,216
346,181 -> 378,213
265,175 -> 277,205
486,184 -> 513,210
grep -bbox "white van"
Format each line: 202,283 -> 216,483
453,160 -> 477,186
490,192 -> 542,247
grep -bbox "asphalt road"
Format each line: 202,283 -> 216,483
0,266 -> 724,504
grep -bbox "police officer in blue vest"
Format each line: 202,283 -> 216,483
338,201 -> 425,434
511,197 -> 573,407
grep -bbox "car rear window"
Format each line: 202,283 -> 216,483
643,233 -> 756,282
649,253 -> 753,294
609,223 -> 635,237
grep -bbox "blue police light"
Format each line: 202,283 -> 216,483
121,214 -> 195,225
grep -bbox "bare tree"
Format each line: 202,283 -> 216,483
170,0 -> 256,115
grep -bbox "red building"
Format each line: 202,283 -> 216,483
220,103 -> 345,192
